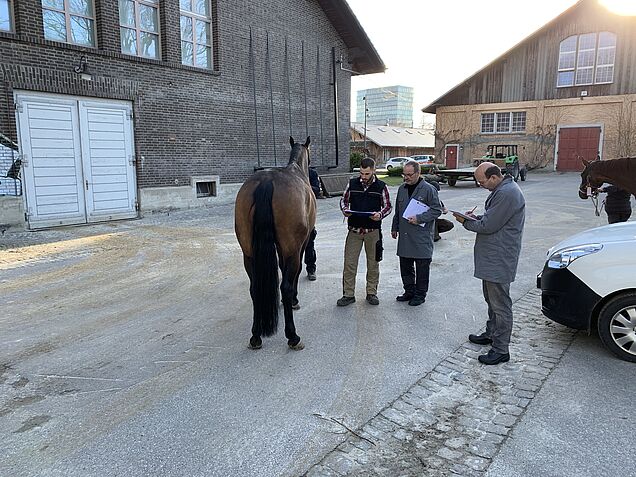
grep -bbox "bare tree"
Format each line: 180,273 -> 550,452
434,111 -> 469,160
526,102 -> 567,170
603,100 -> 636,158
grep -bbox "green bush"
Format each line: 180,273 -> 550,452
387,166 -> 403,177
350,152 -> 364,171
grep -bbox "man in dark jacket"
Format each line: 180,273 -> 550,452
304,165 -> 322,280
454,163 -> 525,365
391,161 -> 442,306
337,157 -> 392,306
600,185 -> 632,224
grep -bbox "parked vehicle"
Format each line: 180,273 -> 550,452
410,154 -> 435,165
537,221 -> 636,362
474,145 -> 527,182
384,157 -> 410,170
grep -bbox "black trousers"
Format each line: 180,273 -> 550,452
399,257 -> 432,298
607,212 -> 631,224
304,228 -> 317,273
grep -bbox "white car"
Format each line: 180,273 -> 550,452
384,157 -> 410,170
538,221 -> 636,362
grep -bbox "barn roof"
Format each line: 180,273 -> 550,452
422,0 -> 588,113
319,0 -> 385,74
351,123 -> 435,147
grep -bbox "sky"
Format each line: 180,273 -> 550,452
345,0 -> 636,127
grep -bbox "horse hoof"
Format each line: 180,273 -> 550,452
248,338 -> 262,350
292,302 -> 301,310
288,340 -> 304,351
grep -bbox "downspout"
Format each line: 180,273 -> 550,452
330,47 -> 339,169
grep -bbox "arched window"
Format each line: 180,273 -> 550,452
557,32 -> 616,87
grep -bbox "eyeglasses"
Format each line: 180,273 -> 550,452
402,172 -> 417,178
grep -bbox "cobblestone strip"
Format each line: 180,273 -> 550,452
305,289 -> 577,477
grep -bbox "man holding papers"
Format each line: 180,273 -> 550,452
391,161 -> 442,306
452,162 -> 525,365
337,157 -> 392,306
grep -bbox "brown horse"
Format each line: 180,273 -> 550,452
578,157 -> 636,199
235,137 -> 316,351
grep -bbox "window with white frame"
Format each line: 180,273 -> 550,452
41,0 -> 95,46
481,112 -> 526,134
119,0 -> 160,59
1,0 -> 13,32
180,0 -> 212,69
557,32 -> 616,87
511,112 -> 526,132
481,113 -> 494,133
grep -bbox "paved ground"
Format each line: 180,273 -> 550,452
1,172 -> 633,476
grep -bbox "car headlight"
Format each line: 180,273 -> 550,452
547,244 -> 603,269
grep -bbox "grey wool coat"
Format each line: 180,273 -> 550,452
463,176 -> 525,283
391,179 -> 442,259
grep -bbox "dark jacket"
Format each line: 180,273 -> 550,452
347,177 -> 387,230
309,168 -> 321,198
604,185 -> 632,214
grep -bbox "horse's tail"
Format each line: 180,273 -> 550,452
251,180 -> 279,336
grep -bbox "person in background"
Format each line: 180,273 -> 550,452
337,157 -> 392,306
425,178 -> 453,242
304,161 -> 322,280
600,184 -> 632,224
391,161 -> 442,306
453,162 -> 525,366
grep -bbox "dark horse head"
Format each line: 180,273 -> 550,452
288,136 -> 311,176
579,157 -> 636,199
578,159 -> 603,200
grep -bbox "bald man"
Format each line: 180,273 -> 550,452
453,162 -> 525,365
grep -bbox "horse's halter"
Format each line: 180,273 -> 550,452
579,174 -> 603,216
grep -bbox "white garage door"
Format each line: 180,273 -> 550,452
15,93 -> 137,229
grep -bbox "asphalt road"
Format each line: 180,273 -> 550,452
0,172 -> 632,476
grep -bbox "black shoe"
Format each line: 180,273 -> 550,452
337,296 -> 356,307
396,293 -> 414,302
307,272 -> 316,281
366,294 -> 379,305
434,236 -> 441,242
408,296 -> 426,306
478,349 -> 510,365
469,333 -> 493,345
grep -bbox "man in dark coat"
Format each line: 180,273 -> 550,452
304,165 -> 322,280
454,162 -> 525,365
600,185 -> 632,224
391,161 -> 442,306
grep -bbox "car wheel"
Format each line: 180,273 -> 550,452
597,292 -> 636,362
387,165 -> 392,170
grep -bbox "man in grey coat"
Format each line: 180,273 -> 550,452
391,161 -> 442,306
453,162 -> 525,365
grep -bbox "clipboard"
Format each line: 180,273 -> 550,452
345,210 -> 375,217
403,199 -> 429,228
450,210 -> 478,221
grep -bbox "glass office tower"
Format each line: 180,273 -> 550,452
356,85 -> 414,128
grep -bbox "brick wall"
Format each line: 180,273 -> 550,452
0,0 -> 352,190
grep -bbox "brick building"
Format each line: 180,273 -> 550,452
0,0 -> 383,228
424,0 -> 636,172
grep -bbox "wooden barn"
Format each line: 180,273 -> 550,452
424,0 -> 636,172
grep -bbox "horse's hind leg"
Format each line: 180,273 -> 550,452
280,256 -> 304,350
244,255 -> 262,350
